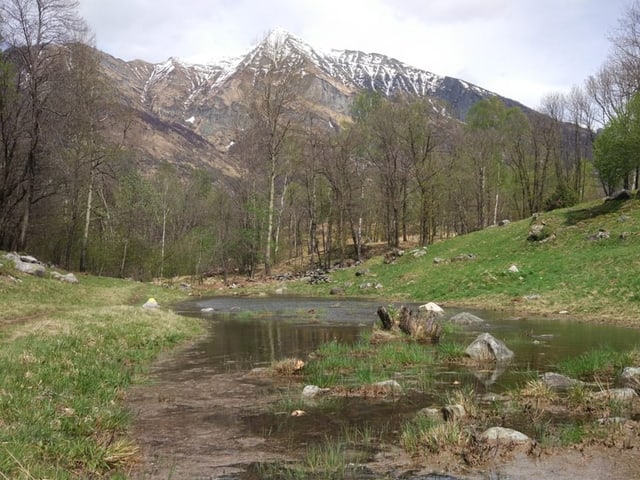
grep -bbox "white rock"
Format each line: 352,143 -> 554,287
418,302 -> 444,315
480,427 -> 529,443
60,273 -> 79,284
508,264 -> 519,273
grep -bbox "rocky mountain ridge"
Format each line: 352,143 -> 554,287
98,28 -> 531,177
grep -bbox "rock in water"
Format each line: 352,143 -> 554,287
465,333 -> 514,362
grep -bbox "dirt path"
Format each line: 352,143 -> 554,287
126,361 -> 295,479
126,350 -> 640,480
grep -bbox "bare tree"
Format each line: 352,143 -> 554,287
239,35 -> 303,276
0,0 -> 87,250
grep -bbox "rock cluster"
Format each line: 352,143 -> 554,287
3,252 -> 78,283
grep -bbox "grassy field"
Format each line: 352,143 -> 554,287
0,263 -> 203,479
2,196 -> 640,478
280,197 -> 640,324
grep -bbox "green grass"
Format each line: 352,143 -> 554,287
0,261 -> 203,479
556,346 -> 633,380
400,414 -> 466,454
303,337 -> 438,388
282,197 -> 640,323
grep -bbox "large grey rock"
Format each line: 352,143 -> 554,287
465,333 -> 514,362
442,404 -> 466,422
5,252 -> 45,276
540,372 -> 583,392
618,367 -> 640,389
480,427 -> 529,444
592,388 -> 638,402
51,271 -> 79,284
448,312 -> 484,325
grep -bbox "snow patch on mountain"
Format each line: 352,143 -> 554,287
137,28 -> 520,122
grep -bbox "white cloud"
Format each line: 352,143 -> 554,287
78,0 -> 629,108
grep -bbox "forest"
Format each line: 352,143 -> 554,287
2,0 -> 640,281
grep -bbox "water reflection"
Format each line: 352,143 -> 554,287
171,296 -> 640,391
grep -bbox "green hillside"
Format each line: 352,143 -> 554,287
291,196 -> 640,324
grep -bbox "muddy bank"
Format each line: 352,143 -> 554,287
127,363 -> 293,478
126,347 -> 640,480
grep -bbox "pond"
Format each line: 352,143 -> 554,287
132,296 -> 640,479
173,295 -> 640,392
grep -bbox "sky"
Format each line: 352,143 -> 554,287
77,0 -> 631,109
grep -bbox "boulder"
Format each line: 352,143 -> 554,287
592,388 -> 638,402
5,252 -> 45,276
59,273 -> 79,284
442,404 -> 466,422
540,372 -> 583,392
465,333 -> 514,362
507,264 -> 519,273
397,306 -> 442,343
618,367 -> 640,389
527,223 -> 554,242
448,312 -> 484,325
480,427 -> 529,444
588,229 -> 610,241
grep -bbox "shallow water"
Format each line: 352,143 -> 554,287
146,296 -> 640,479
173,295 -> 640,391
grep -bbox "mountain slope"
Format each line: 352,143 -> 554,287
98,28 -> 531,176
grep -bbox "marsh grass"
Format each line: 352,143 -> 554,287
0,268 -> 202,479
446,388 -> 478,418
437,341 -> 467,360
304,337 -> 438,388
557,346 -> 631,380
401,415 -> 466,454
257,434 -> 371,480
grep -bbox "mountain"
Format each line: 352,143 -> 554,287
98,28 -> 531,177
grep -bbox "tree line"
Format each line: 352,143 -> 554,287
1,0 -> 640,280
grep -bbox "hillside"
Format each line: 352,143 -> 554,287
272,194 -> 640,324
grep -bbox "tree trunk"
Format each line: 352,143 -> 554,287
264,158 -> 276,276
79,170 -> 94,272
